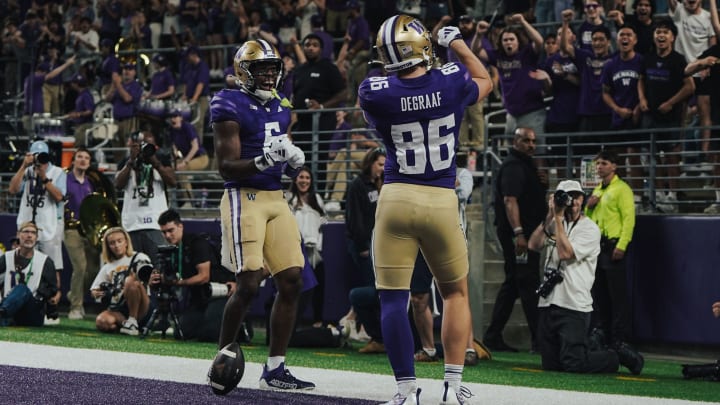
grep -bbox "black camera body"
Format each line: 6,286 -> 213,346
98,281 -> 121,309
130,131 -> 157,166
33,151 -> 50,165
682,361 -> 720,381
554,190 -> 573,207
536,267 -> 564,298
135,245 -> 178,287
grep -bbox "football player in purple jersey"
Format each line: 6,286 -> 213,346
206,39 -> 315,394
359,15 -> 493,405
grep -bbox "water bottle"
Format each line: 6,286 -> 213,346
200,188 -> 208,208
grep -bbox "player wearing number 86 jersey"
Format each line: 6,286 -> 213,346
359,14 -> 493,405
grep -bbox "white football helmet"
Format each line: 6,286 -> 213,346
234,39 -> 284,101
375,15 -> 434,73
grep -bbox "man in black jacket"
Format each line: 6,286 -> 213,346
484,128 -> 548,352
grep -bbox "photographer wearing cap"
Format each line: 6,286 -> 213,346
529,180 -> 644,375
0,222 -> 59,327
157,209 -> 235,341
8,140 -> 67,319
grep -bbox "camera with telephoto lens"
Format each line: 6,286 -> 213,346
554,189 -> 573,208
682,361 -> 720,381
536,267 -> 564,298
135,245 -> 178,288
206,282 -> 231,298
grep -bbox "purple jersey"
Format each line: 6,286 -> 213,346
150,68 -> 175,96
574,48 -> 612,116
601,53 -> 643,128
487,45 -> 545,116
359,62 -> 479,189
210,89 -> 292,190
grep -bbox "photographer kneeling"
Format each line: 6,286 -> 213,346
529,180 -> 644,375
90,227 -> 152,336
157,209 -> 235,341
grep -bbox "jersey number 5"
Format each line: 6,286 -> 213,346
391,113 -> 456,174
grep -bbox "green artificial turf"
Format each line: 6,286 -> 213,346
2,319 -> 719,402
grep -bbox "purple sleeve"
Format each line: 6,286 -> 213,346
210,89 -> 241,124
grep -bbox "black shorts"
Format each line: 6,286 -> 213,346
694,76 -> 712,96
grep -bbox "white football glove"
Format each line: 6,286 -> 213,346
254,134 -> 289,171
286,144 -> 305,169
437,26 -> 462,48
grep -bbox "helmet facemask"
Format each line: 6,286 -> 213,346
234,40 -> 284,102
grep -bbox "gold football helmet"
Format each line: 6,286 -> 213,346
376,15 -> 434,73
234,39 -> 283,101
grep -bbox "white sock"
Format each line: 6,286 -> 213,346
398,379 -> 417,397
127,316 -> 137,324
266,356 -> 285,371
444,364 -> 464,392
715,190 -> 720,202
423,347 -> 437,357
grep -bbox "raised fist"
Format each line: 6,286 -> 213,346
437,26 -> 462,48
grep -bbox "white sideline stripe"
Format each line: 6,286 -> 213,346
0,341 -> 713,405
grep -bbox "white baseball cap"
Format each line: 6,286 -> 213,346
556,180 -> 584,193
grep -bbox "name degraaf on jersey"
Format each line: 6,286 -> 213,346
358,62 -> 479,189
210,88 -> 292,191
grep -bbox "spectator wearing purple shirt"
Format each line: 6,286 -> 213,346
168,109 -> 208,208
99,38 -> 121,99
106,62 -> 144,162
477,14 -> 550,151
577,0 -> 615,52
142,54 -> 176,133
601,25 -> 644,202
67,74 -> 96,147
21,56 -> 76,135
98,0 -> 122,44
560,10 -> 613,138
41,46 -> 65,115
543,26 -> 581,172
336,0 -> 370,105
129,11 -> 152,50
64,147 -> 100,320
181,46 -> 211,138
